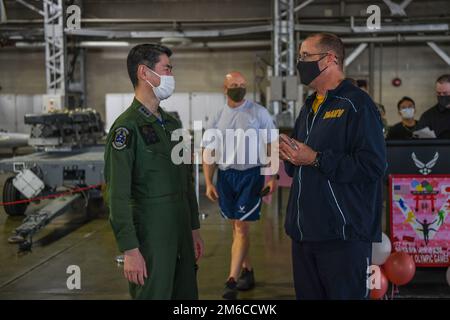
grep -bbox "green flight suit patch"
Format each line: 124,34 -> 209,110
139,125 -> 160,145
112,127 -> 130,150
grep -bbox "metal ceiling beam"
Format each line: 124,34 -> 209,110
65,25 -> 272,38
427,41 -> 450,66
294,0 -> 315,12
383,0 -> 413,17
62,22 -> 449,39
280,0 -> 314,17
344,43 -> 367,67
14,0 -> 44,16
9,35 -> 450,50
296,23 -> 352,33
4,15 -> 450,26
342,35 -> 450,43
351,23 -> 448,33
14,40 -> 272,49
65,28 -> 129,38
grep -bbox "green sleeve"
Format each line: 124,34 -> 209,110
172,116 -> 200,230
104,124 -> 139,252
185,163 -> 201,230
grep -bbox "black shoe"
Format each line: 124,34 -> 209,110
236,268 -> 255,291
222,278 -> 238,300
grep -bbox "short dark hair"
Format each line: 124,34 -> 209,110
308,33 -> 345,69
397,96 -> 415,110
436,74 -> 450,84
126,43 -> 172,88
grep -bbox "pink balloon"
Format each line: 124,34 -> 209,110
370,270 -> 389,300
384,252 -> 416,286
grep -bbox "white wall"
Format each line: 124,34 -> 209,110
0,94 -> 42,133
105,92 -> 256,132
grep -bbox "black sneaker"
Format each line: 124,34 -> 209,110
236,268 -> 255,291
222,278 -> 238,300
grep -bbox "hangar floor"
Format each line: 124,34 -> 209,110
0,171 -> 448,300
0,172 -> 294,300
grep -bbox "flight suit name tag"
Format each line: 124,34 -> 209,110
139,125 -> 160,145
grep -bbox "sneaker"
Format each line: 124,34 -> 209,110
236,268 -> 255,291
222,278 -> 238,300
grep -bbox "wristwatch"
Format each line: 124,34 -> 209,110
311,151 -> 322,168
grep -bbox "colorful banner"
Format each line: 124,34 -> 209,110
390,175 -> 450,267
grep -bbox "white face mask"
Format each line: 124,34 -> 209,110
145,68 -> 175,101
400,107 -> 415,119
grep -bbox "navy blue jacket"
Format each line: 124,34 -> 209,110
284,79 -> 387,243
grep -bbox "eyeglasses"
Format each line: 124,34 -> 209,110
297,52 -> 329,63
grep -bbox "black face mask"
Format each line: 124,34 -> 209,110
437,95 -> 450,109
227,87 -> 246,102
296,55 -> 328,86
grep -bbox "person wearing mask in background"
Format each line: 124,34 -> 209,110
357,79 -> 389,136
418,74 -> 450,139
386,96 -> 418,140
202,71 -> 278,300
104,44 -> 204,299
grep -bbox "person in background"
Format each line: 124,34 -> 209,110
357,79 -> 389,136
202,71 -> 278,300
386,96 -> 418,140
418,74 -> 450,139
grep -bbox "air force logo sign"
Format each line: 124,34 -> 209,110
411,152 -> 439,175
112,127 -> 130,150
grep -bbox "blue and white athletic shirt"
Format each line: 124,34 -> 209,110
202,100 -> 277,171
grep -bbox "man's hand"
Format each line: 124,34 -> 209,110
205,183 -> 219,202
279,134 -> 317,166
262,177 -> 277,196
124,248 -> 148,286
192,229 -> 204,261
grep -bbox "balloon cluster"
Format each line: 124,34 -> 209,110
410,179 -> 434,192
370,233 -> 416,300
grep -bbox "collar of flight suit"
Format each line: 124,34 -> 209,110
130,97 -> 179,150
131,97 -> 168,124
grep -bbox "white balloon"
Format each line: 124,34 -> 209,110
372,233 -> 392,265
446,267 -> 450,287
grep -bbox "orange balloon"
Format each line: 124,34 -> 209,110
370,270 -> 389,300
384,252 -> 416,285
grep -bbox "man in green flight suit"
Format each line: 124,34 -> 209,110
104,44 -> 204,299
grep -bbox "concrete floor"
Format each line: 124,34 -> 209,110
0,166 -> 448,300
0,171 -> 294,300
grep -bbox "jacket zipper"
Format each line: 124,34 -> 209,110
296,93 -> 327,240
